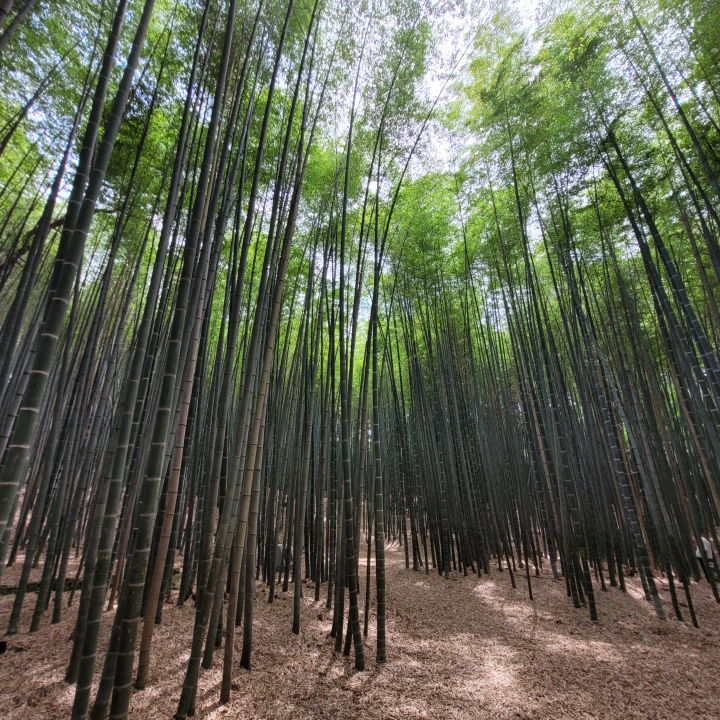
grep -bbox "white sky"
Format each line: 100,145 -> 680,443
416,0 -> 544,177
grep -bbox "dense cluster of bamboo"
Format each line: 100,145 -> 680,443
0,0 -> 420,716
0,0 -> 718,717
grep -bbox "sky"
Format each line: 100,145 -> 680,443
417,0 -> 544,177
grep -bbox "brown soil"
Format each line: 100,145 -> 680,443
1,545 -> 719,719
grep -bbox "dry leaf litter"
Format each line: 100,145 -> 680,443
1,545 -> 719,719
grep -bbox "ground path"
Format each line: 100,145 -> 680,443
2,545 -> 720,719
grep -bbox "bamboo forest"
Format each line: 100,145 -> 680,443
0,0 -> 719,716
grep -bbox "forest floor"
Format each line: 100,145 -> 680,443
2,545 -> 720,719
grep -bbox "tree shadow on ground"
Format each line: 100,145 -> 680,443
2,546 -> 720,719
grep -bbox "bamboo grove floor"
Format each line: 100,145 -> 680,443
2,545 -> 720,719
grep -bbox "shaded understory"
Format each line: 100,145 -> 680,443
1,546 -> 719,719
